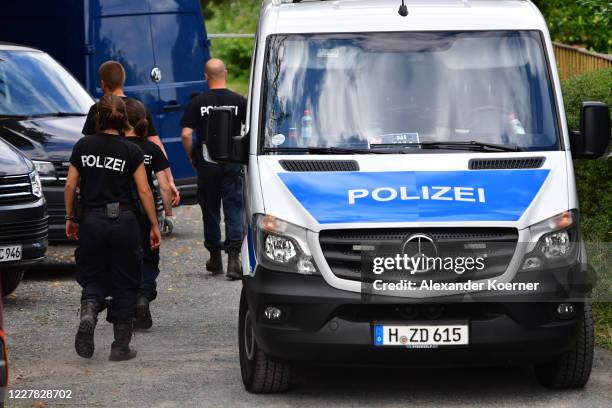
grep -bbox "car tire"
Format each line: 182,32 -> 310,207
238,289 -> 291,393
534,302 -> 594,389
1,269 -> 25,297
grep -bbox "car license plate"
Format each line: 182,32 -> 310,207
374,324 -> 469,346
0,245 -> 22,263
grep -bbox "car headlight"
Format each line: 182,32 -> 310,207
521,210 -> 579,271
32,160 -> 56,182
254,214 -> 319,275
29,171 -> 43,198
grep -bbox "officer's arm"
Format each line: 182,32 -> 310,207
133,164 -> 159,228
155,170 -> 173,217
64,165 -> 80,219
148,135 -> 180,205
181,127 -> 194,158
64,165 -> 81,240
148,135 -> 168,157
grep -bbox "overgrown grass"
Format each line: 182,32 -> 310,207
593,302 -> 612,349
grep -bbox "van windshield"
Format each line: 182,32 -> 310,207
261,31 -> 560,153
0,51 -> 93,117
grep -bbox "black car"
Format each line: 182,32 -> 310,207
0,138 -> 47,296
0,43 -> 93,241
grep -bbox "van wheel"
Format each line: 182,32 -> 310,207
238,289 -> 291,393
1,269 -> 25,297
534,302 -> 594,389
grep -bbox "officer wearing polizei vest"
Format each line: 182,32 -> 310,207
180,58 -> 246,280
82,60 -> 181,206
125,98 -> 174,330
65,95 -> 161,361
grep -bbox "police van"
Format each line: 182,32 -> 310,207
205,0 -> 611,393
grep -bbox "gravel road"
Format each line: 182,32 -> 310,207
3,205 -> 612,407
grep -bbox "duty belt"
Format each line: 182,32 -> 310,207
82,203 -> 134,215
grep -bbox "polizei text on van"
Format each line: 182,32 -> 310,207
348,186 -> 486,205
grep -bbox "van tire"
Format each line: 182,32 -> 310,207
534,302 -> 594,389
239,289 -> 291,393
1,269 -> 25,297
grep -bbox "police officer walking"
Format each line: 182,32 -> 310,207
180,58 -> 246,280
65,95 -> 161,361
125,98 -> 174,329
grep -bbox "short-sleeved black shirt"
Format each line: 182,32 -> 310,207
82,96 -> 157,137
69,133 -> 144,208
180,89 -> 247,159
125,136 -> 170,191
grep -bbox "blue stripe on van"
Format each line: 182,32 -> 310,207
247,225 -> 256,270
279,170 -> 550,224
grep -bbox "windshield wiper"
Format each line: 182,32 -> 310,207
43,112 -> 88,117
0,114 -> 32,119
263,146 -> 390,155
418,141 -> 522,152
1,112 -> 87,119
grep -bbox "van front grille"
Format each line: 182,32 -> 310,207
53,162 -> 69,180
0,174 -> 35,205
319,228 -> 518,283
469,157 -> 545,169
0,217 -> 48,244
280,160 -> 359,172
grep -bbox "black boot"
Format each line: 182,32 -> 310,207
135,296 -> 153,330
109,323 -> 137,361
206,250 -> 223,275
75,300 -> 99,358
226,252 -> 242,281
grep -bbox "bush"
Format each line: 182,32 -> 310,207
535,0 -> 612,53
202,0 -> 259,95
561,68 -> 612,242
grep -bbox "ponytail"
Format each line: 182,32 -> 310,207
124,98 -> 149,139
96,95 -> 129,133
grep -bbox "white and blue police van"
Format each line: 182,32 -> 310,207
205,0 -> 611,393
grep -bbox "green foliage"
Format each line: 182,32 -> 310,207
593,302 -> 612,350
561,69 -> 612,242
535,0 -> 612,53
202,0 -> 259,95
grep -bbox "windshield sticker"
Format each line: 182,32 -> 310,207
317,48 -> 340,58
271,133 -> 286,146
369,133 -> 420,146
278,170 -> 550,224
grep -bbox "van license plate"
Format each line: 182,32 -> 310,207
374,324 -> 469,346
0,245 -> 22,263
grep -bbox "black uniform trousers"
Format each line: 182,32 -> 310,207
137,212 -> 160,301
75,211 -> 142,323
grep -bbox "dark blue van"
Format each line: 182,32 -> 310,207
0,0 -> 211,195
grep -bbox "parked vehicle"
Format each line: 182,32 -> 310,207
0,281 -> 7,407
206,0 -> 611,393
0,44 -> 92,241
0,0 -> 211,200
0,137 -> 47,297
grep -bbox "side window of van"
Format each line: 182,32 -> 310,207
94,15 -> 156,87
150,14 -> 207,83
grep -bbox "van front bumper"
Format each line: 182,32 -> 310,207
244,267 -> 587,365
0,197 -> 48,268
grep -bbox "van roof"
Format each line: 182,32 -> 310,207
260,0 -> 546,36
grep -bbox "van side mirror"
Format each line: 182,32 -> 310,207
570,102 -> 611,159
206,107 -> 249,165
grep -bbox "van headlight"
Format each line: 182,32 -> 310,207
521,210 -> 579,271
32,160 -> 56,182
254,214 -> 319,275
29,171 -> 43,198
